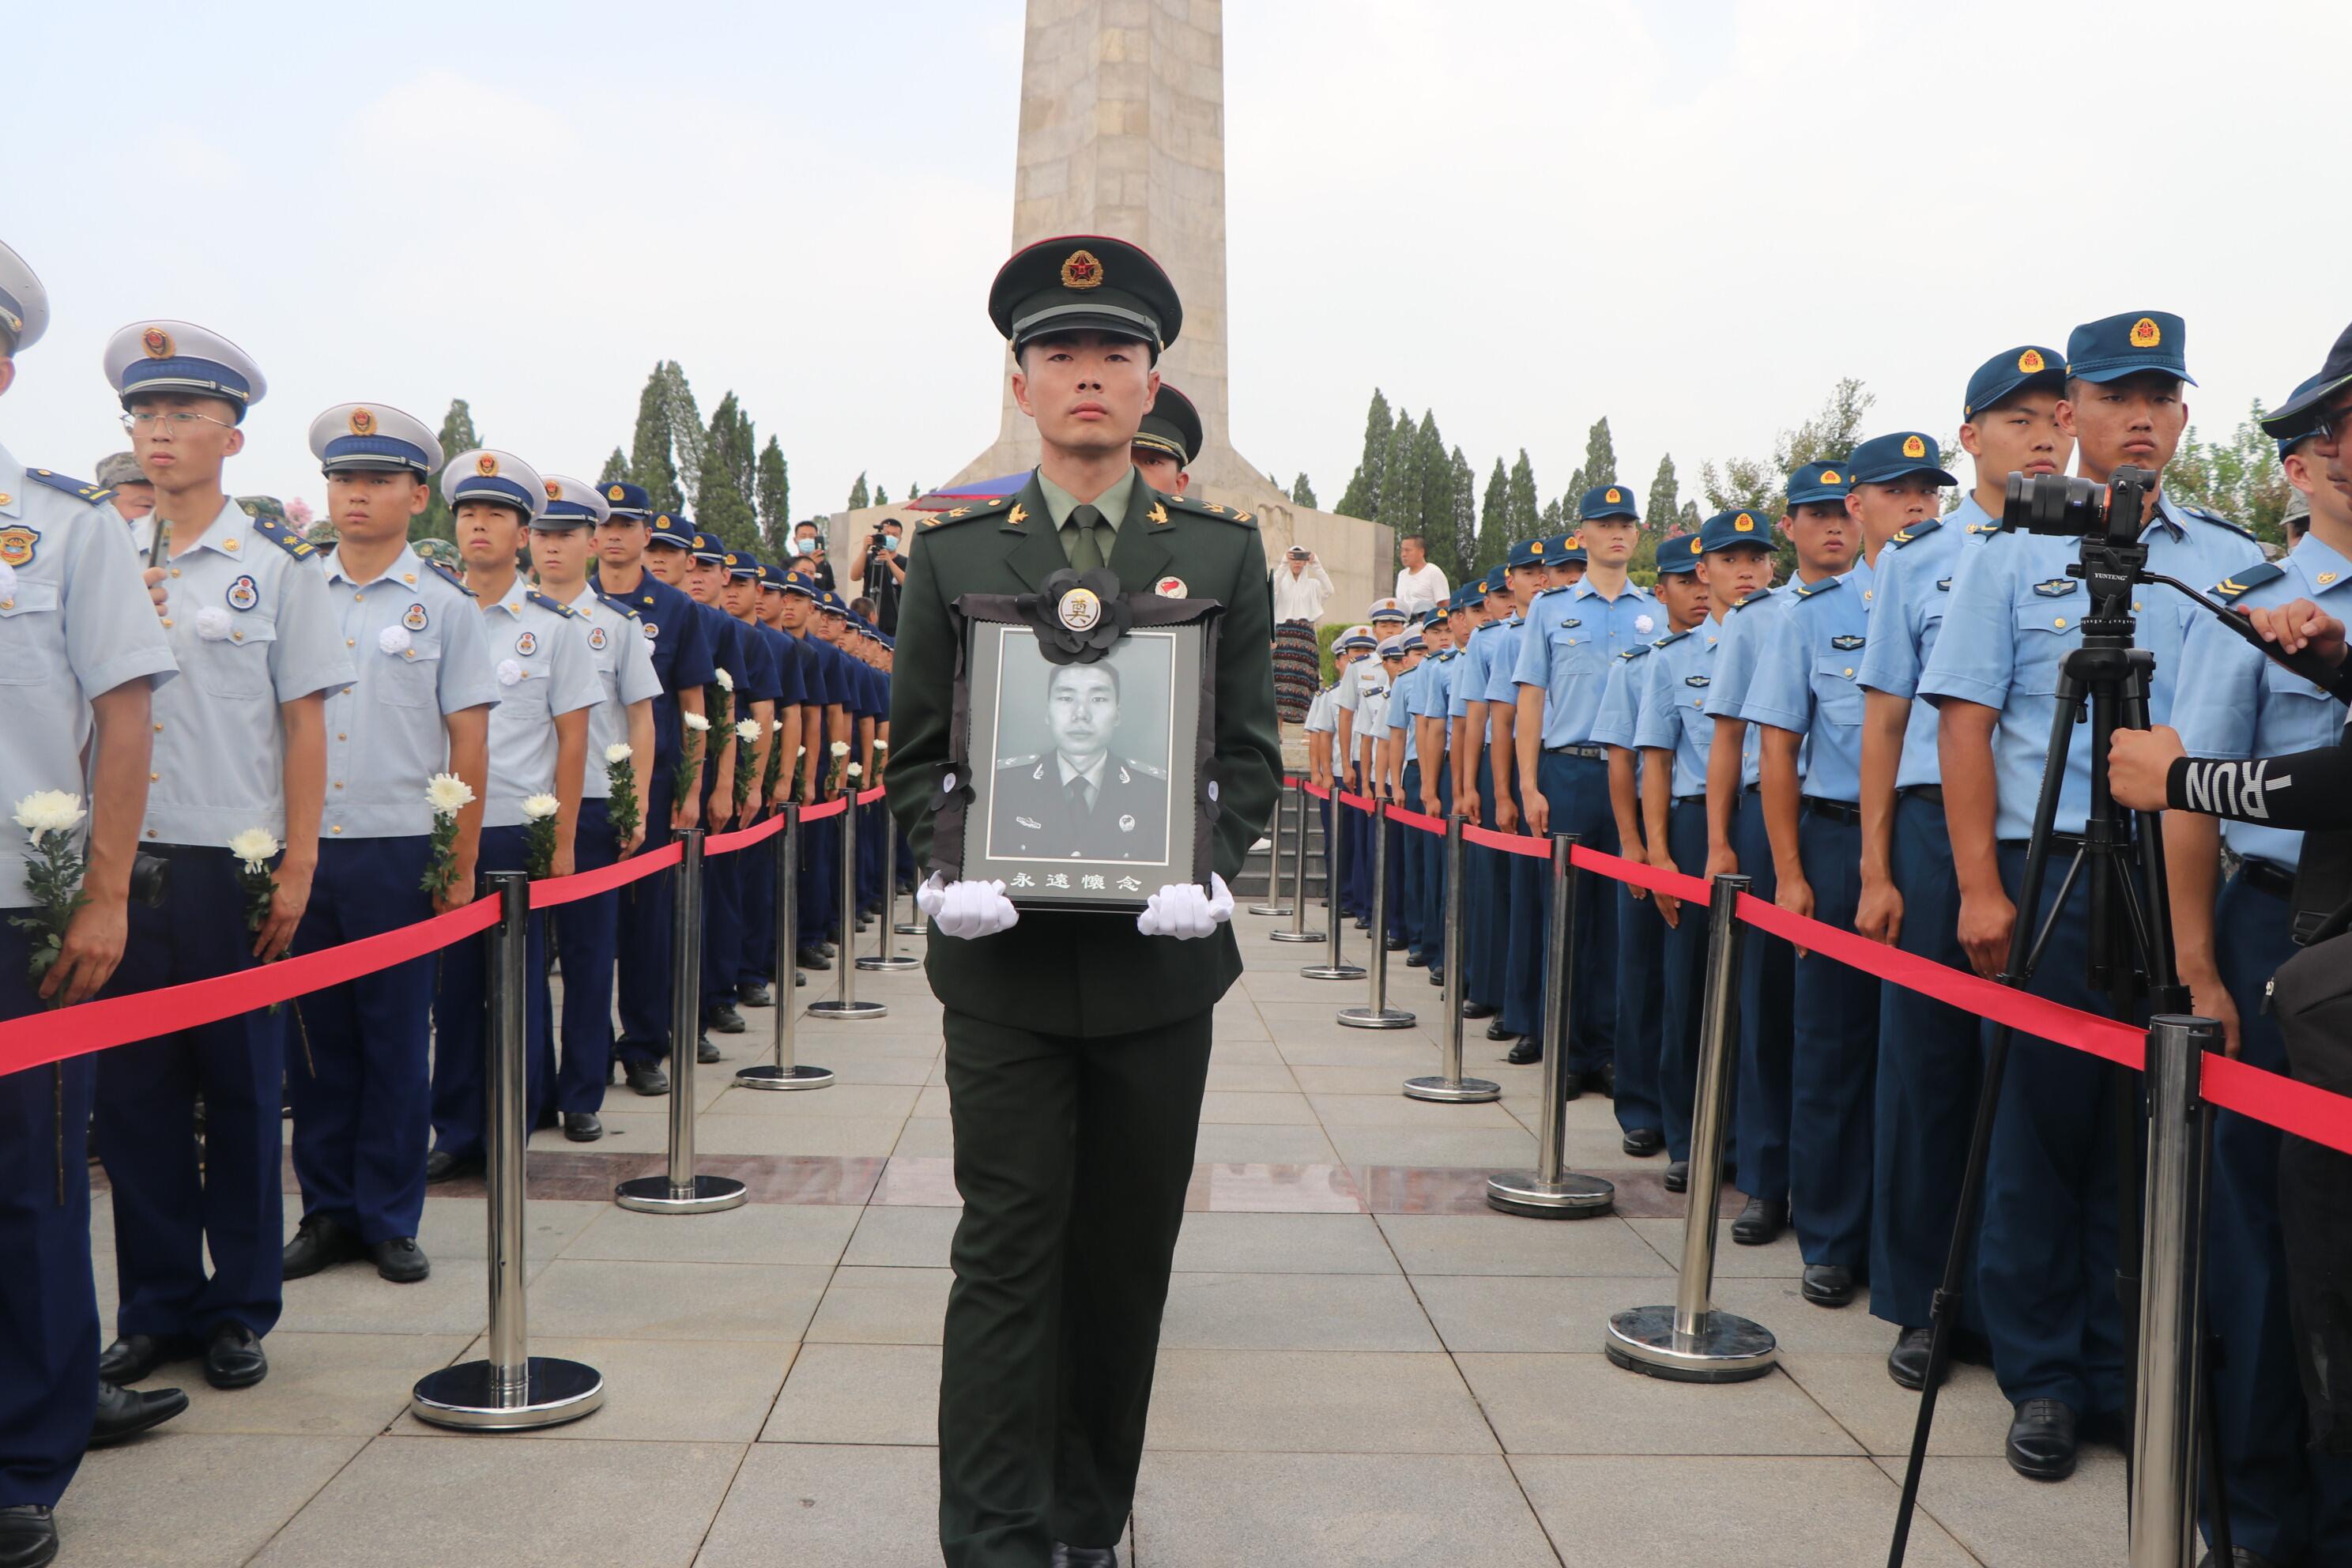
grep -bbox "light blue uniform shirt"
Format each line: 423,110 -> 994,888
1479,615 -> 1527,713
1356,676 -> 1390,766
479,577 -> 602,827
1635,622 -> 1723,800
1919,493 -> 2265,839
1304,678 -> 1340,736
147,499 -> 352,847
560,585 -> 662,799
1513,578 -> 1660,748
0,447 -> 179,906
1702,586 -> 1795,790
319,545 -> 497,839
1740,557 -> 1877,803
1854,497 -> 1999,790
2169,534 -> 2352,871
1590,642 -> 1654,752
1384,659 -> 1421,767
1450,620 -> 1506,720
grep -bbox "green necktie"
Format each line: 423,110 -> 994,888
1064,503 -> 1107,571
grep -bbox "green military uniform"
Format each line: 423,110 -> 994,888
885,235 -> 1280,1568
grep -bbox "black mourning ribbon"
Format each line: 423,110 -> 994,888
926,759 -> 978,882
1016,567 -> 1131,663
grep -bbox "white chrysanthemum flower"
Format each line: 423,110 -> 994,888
604,743 -> 633,765
1634,613 -> 1656,635
734,719 -> 762,744
0,561 -> 17,600
379,625 -> 413,655
846,763 -> 863,777
194,606 -> 233,641
519,793 -> 561,821
425,772 -> 475,814
228,827 -> 281,867
771,719 -> 784,732
714,668 -> 734,692
682,712 -> 711,733
13,790 -> 86,836
496,658 -> 524,686
830,741 -> 849,757
873,739 -> 888,751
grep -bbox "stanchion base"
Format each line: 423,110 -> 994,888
1402,1073 -> 1502,1104
1300,963 -> 1367,981
735,1062 -> 835,1091
1268,929 -> 1325,944
1246,903 -> 1295,918
806,1001 -> 890,1020
854,955 -> 922,972
613,1174 -> 750,1214
410,1355 -> 605,1430
1337,1005 -> 1417,1029
1604,1304 -> 1777,1383
1486,1169 -> 1616,1219
893,921 -> 925,937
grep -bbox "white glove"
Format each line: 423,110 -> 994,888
916,873 -> 1020,940
1136,873 -> 1234,939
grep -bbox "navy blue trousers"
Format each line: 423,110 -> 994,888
858,798 -> 883,915
1788,812 -> 1879,1270
552,799 -> 619,1115
1343,771 -> 1371,919
1469,757 -> 1508,1010
1380,809 -> 1408,948
1870,793 -> 1984,1331
1398,763 -> 1424,957
2203,873 -> 2352,1562
98,845 -> 285,1342
429,824 -> 555,1163
1528,752 -> 1618,1072
1418,763 -> 1450,975
1613,869 -> 1667,1138
801,810 -> 841,946
1731,790 -> 1794,1205
1978,842 -> 2129,1417
0,926 -> 97,1510
1659,801 -> 1710,1162
742,827 -> 779,986
703,807 -> 744,1008
290,834 -> 434,1243
614,774 -> 676,1068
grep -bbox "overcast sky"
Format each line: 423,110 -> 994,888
6,0 -> 2343,528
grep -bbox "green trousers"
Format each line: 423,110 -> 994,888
937,1006 -> 1213,1568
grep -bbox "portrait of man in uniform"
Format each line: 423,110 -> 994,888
989,658 -> 1171,861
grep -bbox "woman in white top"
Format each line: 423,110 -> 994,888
1270,545 -> 1332,722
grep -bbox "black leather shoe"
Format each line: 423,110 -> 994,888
1050,1544 -> 1118,1568
1404,952 -> 1428,967
1886,1325 -> 1939,1391
563,1112 -> 604,1142
624,1061 -> 670,1096
281,1214 -> 364,1279
697,1035 -> 722,1064
1486,1020 -> 1517,1042
0,1505 -> 57,1568
98,1332 -> 183,1385
1383,935 -> 1406,952
1621,1127 -> 1664,1158
1557,1070 -> 1585,1100
1732,1197 -> 1788,1246
89,1379 -> 188,1447
816,941 -> 837,959
1461,1001 -> 1496,1020
1801,1263 -> 1855,1307
2006,1398 -> 2078,1481
1427,968 -> 1445,986
371,1238 -> 430,1284
1663,1159 -> 1689,1193
424,1148 -> 482,1184
795,969 -> 807,986
703,1003 -> 746,1035
737,981 -> 774,1008
795,946 -> 831,970
1596,1061 -> 1616,1099
203,1321 -> 266,1389
1505,1039 -> 1540,1066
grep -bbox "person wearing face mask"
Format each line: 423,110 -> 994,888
850,514 -> 906,633
787,520 -> 835,594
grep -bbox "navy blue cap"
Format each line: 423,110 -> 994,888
1699,507 -> 1773,554
780,572 -> 818,601
2066,311 -> 2194,386
601,481 -> 652,520
1846,432 -> 1958,487
1481,567 -> 1510,595
1551,533 -> 1587,565
726,550 -> 762,579
1785,462 -> 1851,507
1964,345 -> 2065,420
818,590 -> 849,616
1506,536 -> 1555,569
648,511 -> 695,550
2263,325 -> 2352,444
688,528 -> 727,564
1656,532 -> 1705,575
1578,484 -> 1639,522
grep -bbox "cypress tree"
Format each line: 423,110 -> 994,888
1505,450 -> 1540,539
1291,473 -> 1318,509
848,473 -> 870,511
1378,409 -> 1418,540
757,438 -> 791,560
414,398 -> 483,542
1475,458 -> 1512,577
875,484 -> 891,506
597,447 -> 629,486
1644,454 -> 1681,534
1581,416 -> 1618,487
659,363 -> 705,505
1334,389 -> 1393,519
628,368 -> 682,514
1448,448 -> 1476,581
1413,411 -> 1452,570
1562,468 -> 1586,526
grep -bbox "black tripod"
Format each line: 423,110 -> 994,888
1886,479 -> 2234,1566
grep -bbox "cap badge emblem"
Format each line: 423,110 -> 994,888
1057,586 -> 1103,631
1734,513 -> 1756,532
348,408 -> 376,436
2018,348 -> 2046,373
1154,575 -> 1188,598
1819,470 -> 1841,484
1902,435 -> 1927,459
1688,537 -> 1703,555
655,514 -> 671,529
2131,317 -> 2162,349
608,484 -> 626,501
545,480 -> 563,500
1604,488 -> 1621,503
141,326 -> 173,359
1530,541 -> 1544,556
1060,249 -> 1105,290
477,454 -> 500,477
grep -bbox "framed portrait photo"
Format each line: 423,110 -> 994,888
934,576 -> 1221,912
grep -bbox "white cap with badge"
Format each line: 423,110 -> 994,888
103,319 -> 266,411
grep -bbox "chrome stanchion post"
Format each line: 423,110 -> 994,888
738,805 -> 832,1091
1302,789 -> 1364,981
1249,778 -> 1294,917
1339,800 -> 1413,1027
1270,785 -> 1322,944
616,830 -> 748,1212
1606,873 -> 1776,1381
1489,834 -> 1615,1216
810,790 -> 888,1019
2130,1015 -> 2219,1568
859,790 -> 919,973
411,873 -> 605,1429
1406,813 -> 1498,1103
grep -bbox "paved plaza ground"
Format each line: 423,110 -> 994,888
76,910 -> 2131,1566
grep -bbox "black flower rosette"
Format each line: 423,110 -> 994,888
1016,567 -> 1130,663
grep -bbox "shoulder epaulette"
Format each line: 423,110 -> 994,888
1730,587 -> 1776,610
2211,562 -> 2287,602
1965,520 -> 2003,536
25,469 -> 114,507
2186,504 -> 2260,543
526,589 -> 578,618
428,559 -> 477,597
1163,492 -> 1259,528
1889,516 -> 1943,548
1618,644 -> 1653,662
1655,629 -> 1691,649
252,515 -> 317,559
597,591 -> 642,620
1121,758 -> 1170,780
997,752 -> 1039,767
920,496 -> 1012,532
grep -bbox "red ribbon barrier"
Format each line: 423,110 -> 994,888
527,839 -> 684,910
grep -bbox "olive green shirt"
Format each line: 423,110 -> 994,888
1036,467 -> 1136,567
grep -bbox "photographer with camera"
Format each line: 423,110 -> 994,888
848,514 -> 906,634
1917,311 -> 2267,1485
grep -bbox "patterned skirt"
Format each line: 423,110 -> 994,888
1273,620 -> 1321,724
